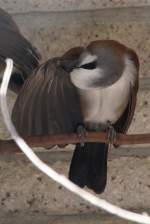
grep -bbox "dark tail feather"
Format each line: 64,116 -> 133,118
86,143 -> 108,193
69,143 -> 90,188
69,143 -> 108,194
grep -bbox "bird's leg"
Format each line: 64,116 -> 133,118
107,121 -> 117,147
76,124 -> 87,147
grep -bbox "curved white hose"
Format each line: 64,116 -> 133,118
0,58 -> 150,224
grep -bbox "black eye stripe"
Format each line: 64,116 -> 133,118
80,61 -> 97,70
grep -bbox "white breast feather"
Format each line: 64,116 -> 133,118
70,67 -> 103,89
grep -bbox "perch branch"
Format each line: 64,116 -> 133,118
0,131 -> 150,153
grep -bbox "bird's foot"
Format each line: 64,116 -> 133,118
107,121 -> 117,146
76,125 -> 87,147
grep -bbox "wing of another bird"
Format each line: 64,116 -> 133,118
12,58 -> 83,137
0,8 -> 19,32
0,8 -> 40,76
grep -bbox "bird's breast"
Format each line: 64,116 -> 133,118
79,88 -> 128,130
78,61 -> 136,130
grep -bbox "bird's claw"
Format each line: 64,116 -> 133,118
107,121 -> 117,146
76,125 -> 87,147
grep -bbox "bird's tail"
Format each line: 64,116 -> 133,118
69,142 -> 108,194
0,8 -> 41,93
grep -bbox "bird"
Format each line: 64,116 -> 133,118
0,8 -> 41,93
12,40 -> 139,194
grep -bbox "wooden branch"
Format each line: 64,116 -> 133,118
0,131 -> 150,153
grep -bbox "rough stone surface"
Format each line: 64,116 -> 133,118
0,213 -> 136,224
0,0 -> 150,13
0,151 -> 149,215
11,8 -> 150,78
129,89 -> 150,134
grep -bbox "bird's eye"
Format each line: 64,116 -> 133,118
80,61 -> 97,70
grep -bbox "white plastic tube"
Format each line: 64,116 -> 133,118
0,58 -> 150,224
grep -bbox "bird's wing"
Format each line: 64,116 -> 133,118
113,81 -> 138,134
12,58 -> 83,137
0,8 -> 19,32
0,8 -> 40,76
114,49 -> 139,134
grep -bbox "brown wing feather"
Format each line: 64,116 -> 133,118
12,58 -> 83,137
114,49 -> 139,134
113,81 -> 138,134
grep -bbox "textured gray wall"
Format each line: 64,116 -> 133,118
0,0 -> 150,13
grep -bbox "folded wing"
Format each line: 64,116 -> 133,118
12,58 -> 83,137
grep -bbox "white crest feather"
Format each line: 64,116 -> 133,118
79,54 -> 97,66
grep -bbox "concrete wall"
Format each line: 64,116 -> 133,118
1,0 -> 150,13
0,1 -> 150,223
12,7 -> 150,79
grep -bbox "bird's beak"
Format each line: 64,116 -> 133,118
60,58 -> 79,73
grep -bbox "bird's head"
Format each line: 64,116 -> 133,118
64,40 -> 127,90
